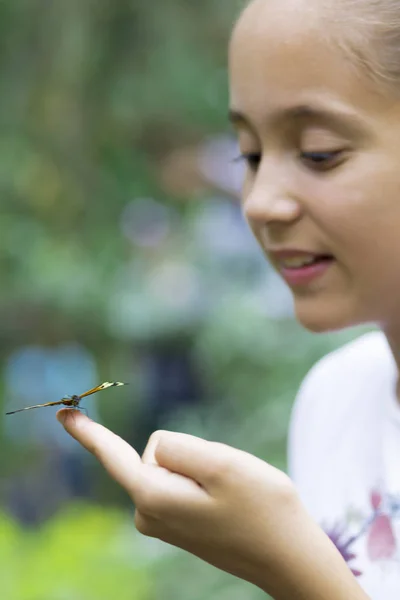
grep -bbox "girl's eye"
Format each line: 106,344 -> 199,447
299,149 -> 345,172
233,149 -> 347,173
233,153 -> 261,171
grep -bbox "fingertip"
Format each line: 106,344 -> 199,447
56,409 -> 108,459
56,407 -> 69,425
56,408 -> 90,429
142,430 -> 168,464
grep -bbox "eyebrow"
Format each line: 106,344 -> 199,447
228,104 -> 367,137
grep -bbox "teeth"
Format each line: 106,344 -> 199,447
281,256 -> 317,268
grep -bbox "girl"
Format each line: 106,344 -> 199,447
58,1 -> 400,598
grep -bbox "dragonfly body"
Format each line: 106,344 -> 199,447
5,382 -> 127,415
59,395 -> 81,407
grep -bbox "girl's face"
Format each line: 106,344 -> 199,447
229,0 -> 400,333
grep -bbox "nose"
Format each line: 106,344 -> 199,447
242,161 -> 302,226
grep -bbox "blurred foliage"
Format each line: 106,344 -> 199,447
0,504 -> 151,600
152,544 -> 268,600
0,0 -> 241,346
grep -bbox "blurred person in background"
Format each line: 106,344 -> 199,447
110,196 -> 206,454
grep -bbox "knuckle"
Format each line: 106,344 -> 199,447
134,480 -> 162,519
148,430 -> 167,445
142,430 -> 168,461
204,444 -> 235,485
134,511 -> 158,537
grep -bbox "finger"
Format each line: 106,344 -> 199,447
141,430 -> 164,465
138,431 -> 208,514
57,409 -> 142,493
154,431 -> 230,489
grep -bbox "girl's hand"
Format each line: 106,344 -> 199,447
57,411 -> 368,600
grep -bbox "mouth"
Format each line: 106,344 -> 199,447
269,250 -> 335,286
279,254 -> 333,268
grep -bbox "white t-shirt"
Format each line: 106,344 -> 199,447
288,331 -> 400,600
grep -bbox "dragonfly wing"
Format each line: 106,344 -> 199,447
6,383 -> 127,414
79,381 -> 127,399
6,400 -> 64,415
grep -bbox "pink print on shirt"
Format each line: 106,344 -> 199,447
367,490 -> 397,561
323,488 -> 399,577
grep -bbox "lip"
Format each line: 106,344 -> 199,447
268,248 -> 327,258
280,259 -> 334,286
268,249 -> 335,287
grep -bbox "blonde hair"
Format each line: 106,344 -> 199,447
323,0 -> 400,94
241,0 -> 400,96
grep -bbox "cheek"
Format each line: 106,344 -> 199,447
302,170 -> 400,256
306,175 -> 400,312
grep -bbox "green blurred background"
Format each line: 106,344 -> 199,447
0,1 -> 367,598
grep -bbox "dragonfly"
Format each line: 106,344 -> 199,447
5,381 -> 127,416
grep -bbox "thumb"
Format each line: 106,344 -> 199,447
154,431 -> 228,489
57,409 -> 142,493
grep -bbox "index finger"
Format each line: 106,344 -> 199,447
57,409 -> 142,493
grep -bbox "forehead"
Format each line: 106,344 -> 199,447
228,0 -> 384,122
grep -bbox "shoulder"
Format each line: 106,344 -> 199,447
297,330 -> 392,394
287,330 -> 395,481
290,331 -> 395,431
292,330 -> 395,417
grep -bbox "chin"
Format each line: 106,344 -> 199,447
293,300 -> 359,333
